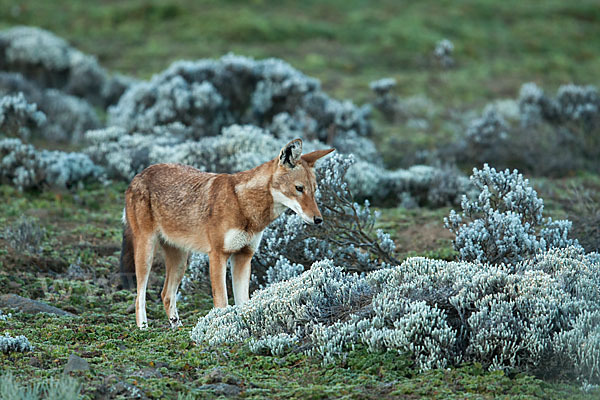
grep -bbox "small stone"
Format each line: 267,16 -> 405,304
63,353 -> 89,374
126,303 -> 135,314
204,367 -> 226,383
132,367 -> 162,379
197,383 -> 241,397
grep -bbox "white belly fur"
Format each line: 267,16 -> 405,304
224,229 -> 263,252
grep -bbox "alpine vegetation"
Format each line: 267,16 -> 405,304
0,72 -> 101,143
84,124 -> 468,206
0,310 -> 10,321
0,373 -> 81,400
0,26 -> 131,107
0,138 -> 103,190
0,333 -> 33,354
191,247 -> 600,384
369,78 -> 398,122
445,164 -> 576,264
451,82 -> 600,175
0,91 -> 46,139
433,39 -> 455,68
108,54 -> 371,142
3,215 -> 45,254
345,161 -> 470,206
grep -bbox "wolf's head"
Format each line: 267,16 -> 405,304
270,138 -> 334,224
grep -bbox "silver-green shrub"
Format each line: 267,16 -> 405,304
555,310 -> 600,385
0,26 -> 131,107
0,92 -> 46,139
0,372 -> 81,400
108,54 -> 371,143
191,259 -> 371,347
0,333 -> 33,354
0,138 -> 103,190
445,164 -> 576,264
191,248 -> 600,383
3,215 -> 45,254
434,39 -> 455,68
0,73 -> 101,143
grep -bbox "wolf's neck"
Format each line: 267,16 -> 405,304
232,160 -> 278,232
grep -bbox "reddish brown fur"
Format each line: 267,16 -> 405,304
122,140 -> 334,328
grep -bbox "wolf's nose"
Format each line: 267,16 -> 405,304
314,217 -> 323,225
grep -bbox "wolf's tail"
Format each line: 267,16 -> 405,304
119,220 -> 136,290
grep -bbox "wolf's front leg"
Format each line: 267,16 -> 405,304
209,251 -> 229,308
231,250 -> 253,305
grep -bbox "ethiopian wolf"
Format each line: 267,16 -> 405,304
119,139 -> 334,329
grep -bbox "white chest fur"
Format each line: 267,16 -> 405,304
223,229 -> 263,253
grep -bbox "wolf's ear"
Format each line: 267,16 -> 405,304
301,148 -> 335,168
279,138 -> 303,168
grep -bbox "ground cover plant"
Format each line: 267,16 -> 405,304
1,1 -> 599,398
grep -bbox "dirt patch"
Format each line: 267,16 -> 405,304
394,220 -> 454,254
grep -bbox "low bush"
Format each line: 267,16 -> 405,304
108,54 -> 371,144
0,92 -> 46,139
0,73 -> 101,143
450,83 -> 600,175
0,333 -> 33,354
191,247 -> 600,384
0,372 -> 81,400
3,215 -> 45,254
0,138 -> 103,190
0,26 -> 132,107
445,164 -> 576,264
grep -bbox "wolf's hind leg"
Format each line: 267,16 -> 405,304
161,243 -> 189,328
134,233 -> 157,329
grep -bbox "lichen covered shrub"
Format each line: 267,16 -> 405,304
191,247 -> 600,384
3,215 -> 45,254
84,124 -> 305,181
0,373 -> 81,400
0,72 -> 101,143
108,54 -> 371,144
433,39 -> 455,68
0,333 -> 33,354
0,138 -> 103,190
191,259 -> 372,347
85,124 -> 468,206
450,82 -> 600,175
0,26 -> 131,107
445,164 -> 576,264
0,91 -> 46,139
345,161 -> 469,207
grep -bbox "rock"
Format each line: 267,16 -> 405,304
204,367 -> 227,384
203,367 -> 242,386
197,383 -> 241,397
132,367 -> 162,379
63,353 -> 89,374
0,294 -> 76,317
126,303 -> 136,314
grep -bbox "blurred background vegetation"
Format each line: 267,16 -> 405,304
1,0 -> 598,106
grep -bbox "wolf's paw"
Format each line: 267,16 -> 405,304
138,321 -> 148,330
169,317 -> 182,329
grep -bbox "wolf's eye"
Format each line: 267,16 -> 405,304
295,185 -> 304,193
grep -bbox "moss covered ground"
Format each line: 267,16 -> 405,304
0,183 -> 597,398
